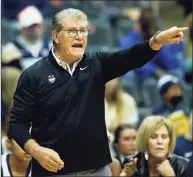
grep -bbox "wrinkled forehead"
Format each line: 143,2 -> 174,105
60,16 -> 88,29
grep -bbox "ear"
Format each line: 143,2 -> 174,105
52,31 -> 59,44
5,138 -> 12,150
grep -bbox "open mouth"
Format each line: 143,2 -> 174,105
72,43 -> 83,48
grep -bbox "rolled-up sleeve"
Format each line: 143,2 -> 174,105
8,69 -> 39,149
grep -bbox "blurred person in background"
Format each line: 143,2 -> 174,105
2,5 -> 51,123
153,75 -> 185,116
174,111 -> 192,160
2,5 -> 50,69
1,136 -> 32,177
7,7 -> 189,176
112,124 -> 137,166
105,78 -> 138,133
119,8 -> 186,106
152,75 -> 189,137
109,125 -> 137,177
121,116 -> 189,177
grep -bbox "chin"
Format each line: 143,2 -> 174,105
154,154 -> 167,161
71,48 -> 85,57
72,52 -> 84,59
128,150 -> 136,155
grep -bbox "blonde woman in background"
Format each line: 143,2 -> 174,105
120,116 -> 189,177
105,78 -> 138,133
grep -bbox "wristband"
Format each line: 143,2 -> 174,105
153,30 -> 162,44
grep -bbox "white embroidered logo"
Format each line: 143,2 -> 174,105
80,65 -> 89,70
48,75 -> 56,83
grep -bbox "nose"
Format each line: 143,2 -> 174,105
130,140 -> 136,146
75,31 -> 83,39
156,136 -> 163,144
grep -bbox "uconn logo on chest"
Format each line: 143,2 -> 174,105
48,75 -> 56,83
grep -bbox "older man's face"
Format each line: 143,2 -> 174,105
57,17 -> 88,61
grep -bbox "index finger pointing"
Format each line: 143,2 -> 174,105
177,27 -> 189,32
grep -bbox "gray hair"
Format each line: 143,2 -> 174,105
52,8 -> 88,45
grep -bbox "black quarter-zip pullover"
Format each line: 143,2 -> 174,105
8,41 -> 160,176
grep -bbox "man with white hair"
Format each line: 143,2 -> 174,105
8,8 -> 188,176
2,5 -> 51,117
3,5 -> 51,69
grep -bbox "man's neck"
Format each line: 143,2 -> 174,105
54,47 -> 76,69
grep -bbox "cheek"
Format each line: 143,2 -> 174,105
119,141 -> 127,148
147,140 -> 157,152
67,37 -> 73,45
148,140 -> 154,148
164,139 -> 170,148
130,140 -> 136,145
83,37 -> 88,47
59,36 -> 70,47
119,140 -> 125,146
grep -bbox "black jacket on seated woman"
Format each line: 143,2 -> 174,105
123,152 -> 189,177
120,116 -> 189,177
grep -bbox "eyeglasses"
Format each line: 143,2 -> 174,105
61,28 -> 89,37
